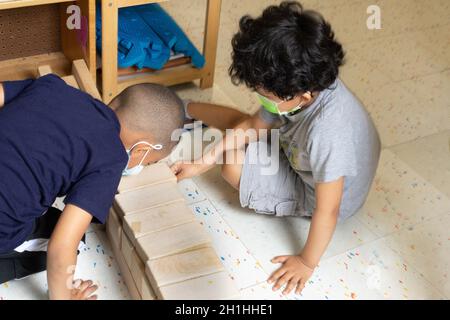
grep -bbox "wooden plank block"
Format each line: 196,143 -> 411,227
123,202 -> 195,243
158,271 -> 240,300
141,276 -> 157,300
72,59 -> 102,100
113,182 -> 185,216
120,230 -> 134,267
146,247 -> 224,288
37,65 -> 53,77
110,237 -> 141,300
106,208 -> 122,249
129,250 -> 157,300
62,75 -> 80,89
119,230 -> 157,300
118,162 -> 176,194
136,221 -> 211,262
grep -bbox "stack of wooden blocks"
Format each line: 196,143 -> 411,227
106,162 -> 240,300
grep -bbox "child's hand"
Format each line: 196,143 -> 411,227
70,279 -> 98,300
268,255 -> 315,296
170,161 -> 212,181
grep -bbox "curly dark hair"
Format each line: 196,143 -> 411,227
229,1 -> 345,100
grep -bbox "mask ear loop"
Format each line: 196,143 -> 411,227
138,144 -> 164,166
132,143 -> 164,167
150,144 -> 163,150
285,91 -> 313,115
137,148 -> 151,167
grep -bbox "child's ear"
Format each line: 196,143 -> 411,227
302,92 -> 313,102
130,146 -> 146,157
136,146 -> 150,155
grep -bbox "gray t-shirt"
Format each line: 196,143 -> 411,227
259,79 -> 381,219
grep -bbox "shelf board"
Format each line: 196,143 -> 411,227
117,0 -> 167,9
116,63 -> 205,92
0,52 -> 71,81
117,56 -> 191,76
0,0 -> 73,10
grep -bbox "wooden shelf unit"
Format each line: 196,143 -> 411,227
1,0 -> 222,105
100,0 -> 222,103
0,0 -> 73,10
0,0 -> 97,84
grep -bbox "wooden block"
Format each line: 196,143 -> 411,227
106,208 -> 122,249
110,237 -> 141,300
123,202 -> 195,242
37,65 -> 52,77
114,182 -> 185,216
158,271 -> 240,300
129,250 -> 157,300
136,221 -> 211,262
62,75 -> 80,89
120,230 -> 134,267
146,247 -> 224,288
141,276 -> 157,300
72,59 -> 102,100
118,162 -> 177,194
119,230 -> 157,300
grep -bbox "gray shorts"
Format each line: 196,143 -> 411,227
239,142 -> 313,217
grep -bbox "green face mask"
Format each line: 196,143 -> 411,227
257,93 -> 304,115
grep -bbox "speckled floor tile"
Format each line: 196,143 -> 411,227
384,213 -> 450,298
362,78 -> 448,146
347,30 -> 447,83
190,200 -> 268,289
390,130 -> 450,199
0,231 -> 130,300
357,150 -> 450,237
287,239 -> 445,300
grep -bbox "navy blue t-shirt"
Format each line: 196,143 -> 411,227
0,74 -> 128,253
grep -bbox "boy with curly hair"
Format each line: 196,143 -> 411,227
172,1 -> 380,296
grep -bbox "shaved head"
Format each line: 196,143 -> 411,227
111,83 -> 184,153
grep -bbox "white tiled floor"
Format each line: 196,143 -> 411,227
1,0 -> 449,300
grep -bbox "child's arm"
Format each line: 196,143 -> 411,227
171,110 -> 273,180
186,102 -> 250,130
268,177 -> 344,295
299,177 -> 343,266
47,204 -> 98,300
0,83 -> 4,108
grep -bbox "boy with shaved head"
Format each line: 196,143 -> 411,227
0,75 -> 184,299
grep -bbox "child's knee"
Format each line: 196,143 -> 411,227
221,163 -> 242,190
221,148 -> 246,190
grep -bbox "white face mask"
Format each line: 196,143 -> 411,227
122,141 -> 163,176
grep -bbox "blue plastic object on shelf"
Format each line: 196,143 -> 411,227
119,7 -> 171,69
96,4 -> 170,69
135,4 -> 205,69
96,3 -> 205,70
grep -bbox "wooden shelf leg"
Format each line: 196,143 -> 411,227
38,65 -> 53,77
101,0 -> 119,104
199,0 -> 222,89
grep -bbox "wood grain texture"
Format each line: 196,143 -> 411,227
135,221 -> 211,262
146,247 -> 224,288
114,182 -> 185,216
123,201 -> 195,243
